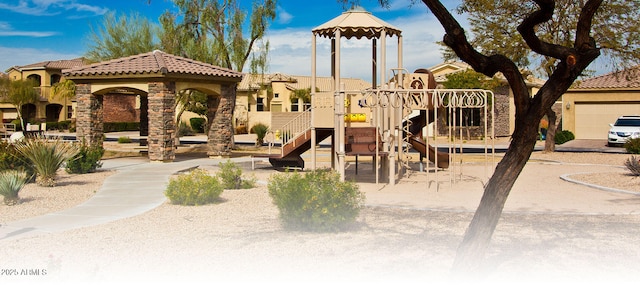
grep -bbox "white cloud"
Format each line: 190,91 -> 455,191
0,0 -> 107,17
265,10 -> 449,83
276,6 -> 293,25
0,46 -> 82,71
0,21 -> 57,37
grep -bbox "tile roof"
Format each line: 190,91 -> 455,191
573,65 -> 640,89
237,73 -> 371,92
10,58 -> 89,71
63,50 -> 243,81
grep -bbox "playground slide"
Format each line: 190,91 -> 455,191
408,136 -> 450,169
404,110 -> 450,169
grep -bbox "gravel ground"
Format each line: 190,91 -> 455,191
1,151 -> 640,285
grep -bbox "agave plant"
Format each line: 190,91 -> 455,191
14,136 -> 79,187
0,170 -> 29,205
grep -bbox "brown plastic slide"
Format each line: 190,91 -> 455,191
408,136 -> 450,169
404,68 -> 450,169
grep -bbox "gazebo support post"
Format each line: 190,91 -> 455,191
148,81 -> 176,162
76,83 -> 104,147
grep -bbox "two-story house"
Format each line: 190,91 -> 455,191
2,58 -> 90,125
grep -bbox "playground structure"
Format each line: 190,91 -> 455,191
254,7 -> 495,186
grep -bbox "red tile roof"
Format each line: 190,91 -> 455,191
574,65 -> 640,89
12,58 -> 89,71
63,50 -> 243,81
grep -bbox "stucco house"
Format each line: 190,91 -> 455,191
428,61 -> 546,137
234,73 -> 370,133
2,58 -> 90,125
562,65 -> 640,139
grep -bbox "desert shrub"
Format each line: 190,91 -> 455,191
268,169 -> 365,232
554,130 -> 575,145
14,136 -> 79,187
66,142 -> 104,174
624,155 -> 640,176
46,120 -> 71,131
178,121 -> 194,137
0,170 -> 29,206
165,168 -> 223,205
189,117 -> 206,133
216,159 -> 256,189
0,140 -> 35,180
117,136 -> 132,144
103,122 -> 140,132
624,138 -> 640,154
250,123 -> 269,146
235,125 -> 248,134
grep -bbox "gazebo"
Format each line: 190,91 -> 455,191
310,6 -> 403,182
64,50 -> 244,162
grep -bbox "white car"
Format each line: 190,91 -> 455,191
608,115 -> 640,146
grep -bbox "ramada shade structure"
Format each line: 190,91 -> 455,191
64,50 -> 244,162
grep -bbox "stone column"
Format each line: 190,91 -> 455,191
148,82 -> 176,162
75,83 -> 104,146
207,84 -> 236,157
139,95 -> 149,146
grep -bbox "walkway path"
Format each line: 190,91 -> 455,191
0,156 -> 257,241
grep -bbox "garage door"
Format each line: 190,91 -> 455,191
575,102 -> 640,139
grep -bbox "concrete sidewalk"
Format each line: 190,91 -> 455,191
0,156 -> 259,241
0,134 -> 627,242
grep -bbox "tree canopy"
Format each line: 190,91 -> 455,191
158,0 -> 276,72
1,79 -> 38,130
454,0 -> 640,77
85,11 -> 160,62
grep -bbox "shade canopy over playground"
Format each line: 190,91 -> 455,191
310,7 -> 404,182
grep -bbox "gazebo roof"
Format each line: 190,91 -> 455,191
312,6 -> 401,39
63,50 -> 243,81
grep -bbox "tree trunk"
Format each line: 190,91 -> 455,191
544,108 -> 558,152
451,122 -> 539,279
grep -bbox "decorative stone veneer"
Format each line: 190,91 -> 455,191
147,82 -> 176,162
207,84 -> 237,157
75,83 -> 104,145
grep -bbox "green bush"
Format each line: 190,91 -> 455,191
0,170 -> 30,206
216,160 -> 256,189
250,123 -> 269,146
46,121 -> 71,131
0,140 -> 35,180
624,138 -> 640,154
268,169 -> 365,232
14,136 -> 79,187
178,121 -> 194,137
189,117 -> 206,133
117,136 -> 132,144
165,168 -> 223,205
103,122 -> 140,132
66,142 -> 104,174
554,130 -> 575,145
624,155 -> 640,176
11,119 -> 22,131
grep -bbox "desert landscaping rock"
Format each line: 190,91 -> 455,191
0,151 -> 639,284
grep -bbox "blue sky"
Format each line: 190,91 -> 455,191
0,0 -> 461,81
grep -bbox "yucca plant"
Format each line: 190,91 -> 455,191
0,170 -> 29,205
14,136 -> 79,187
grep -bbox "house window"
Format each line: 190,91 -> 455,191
291,98 -> 299,112
67,106 -> 73,119
274,93 -> 279,98
257,98 -> 264,111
